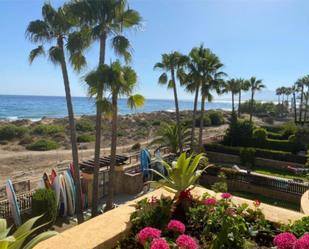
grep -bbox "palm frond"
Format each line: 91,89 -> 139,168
111,35 -> 132,63
127,94 -> 145,109
26,20 -> 51,43
48,46 -> 63,65
29,46 -> 45,64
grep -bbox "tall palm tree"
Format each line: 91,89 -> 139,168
26,3 -> 89,224
222,79 -> 239,113
237,79 -> 250,117
296,77 -> 306,123
68,0 -> 142,217
292,83 -> 299,123
285,87 -> 292,106
154,52 -> 187,154
86,61 -> 144,211
276,87 -> 282,105
248,77 -> 265,123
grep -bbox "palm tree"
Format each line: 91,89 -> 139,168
248,77 -> 265,123
67,0 -> 142,217
237,79 -> 250,117
285,87 -> 292,106
222,79 -> 239,113
154,52 -> 187,154
296,77 -> 306,123
276,87 -> 282,105
151,123 -> 191,154
26,3 -> 88,223
292,83 -> 299,123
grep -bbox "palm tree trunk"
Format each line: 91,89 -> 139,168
106,93 -> 118,211
249,90 -> 254,123
92,32 -> 106,217
232,92 -> 235,114
58,40 -> 84,224
198,96 -> 205,151
293,92 -> 297,123
304,96 -> 308,123
238,91 -> 241,117
190,84 -> 199,150
171,68 -> 182,154
299,85 -> 304,123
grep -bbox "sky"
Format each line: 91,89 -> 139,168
0,0 -> 309,100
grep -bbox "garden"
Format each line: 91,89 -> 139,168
115,153 -> 309,249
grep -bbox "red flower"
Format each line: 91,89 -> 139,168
179,189 -> 193,201
167,219 -> 186,234
273,232 -> 297,249
203,197 -> 217,206
294,234 -> 309,249
176,234 -> 198,249
148,196 -> 158,205
221,192 -> 232,199
253,199 -> 261,207
137,227 -> 162,245
150,238 -> 170,249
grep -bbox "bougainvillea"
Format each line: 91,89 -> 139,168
137,227 -> 162,245
176,234 -> 198,249
273,232 -> 297,249
167,219 -> 186,234
294,234 -> 309,249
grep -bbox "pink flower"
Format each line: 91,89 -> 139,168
176,234 -> 198,249
150,238 -> 170,249
137,227 -> 162,245
294,234 -> 309,249
167,219 -> 186,234
273,232 -> 297,249
221,192 -> 232,199
203,197 -> 217,206
226,207 -> 236,217
253,199 -> 261,208
148,196 -> 158,205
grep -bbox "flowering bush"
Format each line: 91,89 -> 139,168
150,238 -> 170,249
221,192 -> 232,199
203,197 -> 217,206
294,234 -> 309,249
273,232 -> 297,249
137,227 -> 161,245
167,220 -> 185,234
176,234 -> 198,249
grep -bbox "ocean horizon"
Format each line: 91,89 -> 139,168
0,94 -> 275,121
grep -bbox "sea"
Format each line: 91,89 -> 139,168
0,95 -> 235,121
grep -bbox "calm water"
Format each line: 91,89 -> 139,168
0,95 -> 233,121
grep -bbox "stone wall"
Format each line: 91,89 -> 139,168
206,151 -> 304,170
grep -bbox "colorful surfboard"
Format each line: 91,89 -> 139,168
6,180 -> 21,226
43,173 -> 51,189
51,175 -> 61,208
59,174 -> 67,217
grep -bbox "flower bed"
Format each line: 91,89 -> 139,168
116,191 -> 309,249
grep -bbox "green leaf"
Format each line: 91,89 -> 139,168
23,231 -> 57,249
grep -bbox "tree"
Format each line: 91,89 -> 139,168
276,87 -> 283,105
292,83 -> 299,123
248,77 -> 265,123
68,0 -> 142,217
295,76 -> 309,123
154,52 -> 187,153
237,79 -> 250,117
26,3 -> 89,223
222,79 -> 239,113
151,123 -> 191,154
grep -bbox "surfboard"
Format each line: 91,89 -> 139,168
140,149 -> 151,179
43,173 -> 51,189
50,169 -> 57,184
6,180 -> 21,226
63,172 -> 74,216
59,174 -> 67,217
65,170 -> 76,213
51,175 -> 61,208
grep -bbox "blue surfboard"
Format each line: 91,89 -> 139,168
140,149 -> 151,180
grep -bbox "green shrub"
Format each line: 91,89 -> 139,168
195,115 -> 211,127
262,125 -> 283,133
117,130 -> 126,137
27,139 -> 59,151
32,124 -> 64,135
0,140 -> 8,145
262,139 -> 292,152
204,143 -> 306,164
267,131 -> 283,140
76,120 -> 95,132
211,172 -> 228,193
131,142 -> 141,151
223,119 -> 253,147
137,120 -> 149,127
281,122 -> 297,139
240,147 -> 256,168
19,134 -> 33,145
77,134 -> 95,143
31,188 -> 57,227
0,125 -> 28,140
281,217 -> 309,238
253,128 -> 267,142
208,111 -> 224,126
151,120 -> 161,126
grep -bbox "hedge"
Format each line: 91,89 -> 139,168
267,131 -> 284,140
32,124 -> 64,135
204,143 -> 306,164
0,125 -> 28,140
